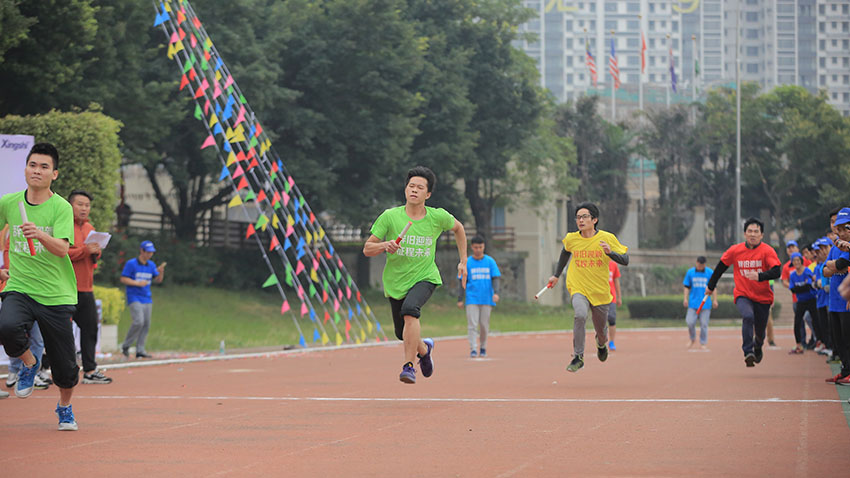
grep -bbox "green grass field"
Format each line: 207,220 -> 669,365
111,283 -> 742,353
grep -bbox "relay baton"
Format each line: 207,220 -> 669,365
395,221 -> 413,244
534,284 -> 551,300
17,202 -> 36,256
695,295 -> 708,314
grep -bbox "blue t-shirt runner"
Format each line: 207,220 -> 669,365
462,254 -> 501,306
122,258 -> 160,304
683,266 -> 714,310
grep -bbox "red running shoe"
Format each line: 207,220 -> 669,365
826,373 -> 844,383
837,375 -> 850,386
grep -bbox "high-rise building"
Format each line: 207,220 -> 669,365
518,0 -> 850,117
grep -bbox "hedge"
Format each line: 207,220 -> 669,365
92,284 -> 125,325
0,108 -> 122,231
627,295 -> 782,320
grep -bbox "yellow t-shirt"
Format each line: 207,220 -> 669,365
563,230 -> 628,306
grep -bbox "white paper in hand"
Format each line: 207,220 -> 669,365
85,230 -> 112,249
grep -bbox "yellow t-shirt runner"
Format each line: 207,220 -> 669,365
563,230 -> 628,306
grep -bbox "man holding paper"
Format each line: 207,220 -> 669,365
68,189 -> 111,384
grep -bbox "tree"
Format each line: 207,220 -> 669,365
554,96 -> 631,235
0,0 -> 35,64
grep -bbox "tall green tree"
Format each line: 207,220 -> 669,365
0,0 -> 35,64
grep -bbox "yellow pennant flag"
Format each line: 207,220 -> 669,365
167,42 -> 177,60
318,227 -> 325,240
259,139 -> 269,156
310,269 -> 318,282
225,152 -> 237,166
366,320 -> 373,333
204,37 -> 212,49
228,195 -> 242,208
271,214 -> 280,229
164,2 -> 172,12
286,214 -> 295,227
334,333 -> 342,346
215,70 -> 222,81
355,336 -> 361,345
366,305 -> 371,315
305,230 -> 312,244
322,332 -> 330,345
208,114 -> 218,128
360,329 -> 366,342
227,124 -> 245,143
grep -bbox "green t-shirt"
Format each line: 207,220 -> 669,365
370,206 -> 456,299
0,191 -> 77,306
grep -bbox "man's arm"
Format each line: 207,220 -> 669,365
154,263 -> 166,283
363,234 -> 398,257
683,286 -> 690,308
614,276 -> 622,305
21,222 -> 69,257
606,251 -> 629,266
706,260 -> 729,292
120,276 -> 148,287
757,265 -> 782,282
452,219 -> 467,287
547,248 -> 572,288
492,276 -> 501,303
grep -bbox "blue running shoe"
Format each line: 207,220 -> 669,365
419,338 -> 434,378
399,362 -> 416,384
470,350 -> 478,358
15,357 -> 40,399
55,403 -> 78,431
609,341 -> 616,351
479,348 -> 486,358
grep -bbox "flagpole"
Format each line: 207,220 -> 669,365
666,33 -> 671,108
735,1 -> 742,243
638,16 -> 644,114
611,30 -> 616,121
691,34 -> 697,123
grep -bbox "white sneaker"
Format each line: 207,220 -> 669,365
33,374 -> 50,390
0,389 -> 9,399
5,372 -> 18,388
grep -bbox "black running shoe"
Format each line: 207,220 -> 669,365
745,353 -> 756,367
597,343 -> 609,362
566,354 -> 584,372
754,347 -> 763,364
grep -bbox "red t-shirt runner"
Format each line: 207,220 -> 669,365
720,242 -> 782,304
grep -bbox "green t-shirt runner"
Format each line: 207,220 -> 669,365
370,205 -> 456,299
0,190 -> 77,306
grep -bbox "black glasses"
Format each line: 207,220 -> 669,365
576,214 -> 592,220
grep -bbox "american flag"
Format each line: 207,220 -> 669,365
669,45 -> 677,92
585,39 -> 597,87
609,38 -> 620,90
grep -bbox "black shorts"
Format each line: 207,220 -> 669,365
0,291 -> 79,388
388,281 -> 437,340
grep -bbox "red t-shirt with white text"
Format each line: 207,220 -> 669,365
720,242 -> 782,304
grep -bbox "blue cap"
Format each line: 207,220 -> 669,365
785,240 -> 798,248
790,252 -> 803,262
140,240 -> 156,252
835,207 -> 850,227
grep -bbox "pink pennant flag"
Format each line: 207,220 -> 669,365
311,259 -> 319,270
285,224 -> 294,237
223,75 -> 234,89
232,164 -> 244,178
280,300 -> 290,314
169,32 -> 179,44
337,258 -> 343,268
288,176 -> 295,189
235,105 -> 246,125
297,285 -> 304,300
200,135 -> 215,149
190,33 -> 197,48
282,192 -> 290,207
212,83 -> 222,99
300,302 -> 308,316
346,286 -> 351,299
295,261 -> 305,276
334,299 -> 340,312
203,98 -> 211,115
337,289 -> 342,301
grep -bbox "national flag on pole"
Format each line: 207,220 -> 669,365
669,45 -> 677,93
609,38 -> 620,90
640,32 -> 647,74
585,38 -> 597,87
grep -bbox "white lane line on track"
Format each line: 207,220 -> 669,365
33,395 -> 845,404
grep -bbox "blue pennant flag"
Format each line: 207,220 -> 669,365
293,197 -> 300,211
219,165 -> 229,181
309,308 -> 316,321
277,159 -> 283,171
302,212 -> 309,224
248,125 -> 256,137
328,244 -> 334,256
222,95 -> 235,121
283,238 -> 292,250
296,248 -> 306,260
299,334 -> 306,347
348,308 -> 353,319
215,103 -> 222,117
376,322 -> 382,331
153,4 -> 169,26
296,237 -> 306,251
313,329 -> 320,342
223,141 -> 232,152
213,123 -> 224,136
214,58 -> 223,71
356,304 -> 361,315
295,212 -> 301,224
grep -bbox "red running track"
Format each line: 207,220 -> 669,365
1,327 -> 848,477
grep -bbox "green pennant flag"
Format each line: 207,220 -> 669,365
284,181 -> 290,193
239,94 -> 247,104
194,104 -> 202,120
261,274 -> 278,288
284,264 -> 294,286
308,284 -> 317,297
244,190 -> 256,201
227,85 -> 235,95
255,214 -> 269,229
249,136 -> 259,148
182,56 -> 195,73
335,270 -> 341,282
270,172 -> 277,181
201,57 -> 209,71
323,279 -> 330,291
334,312 -> 341,324
347,275 -> 352,286
273,202 -> 281,210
